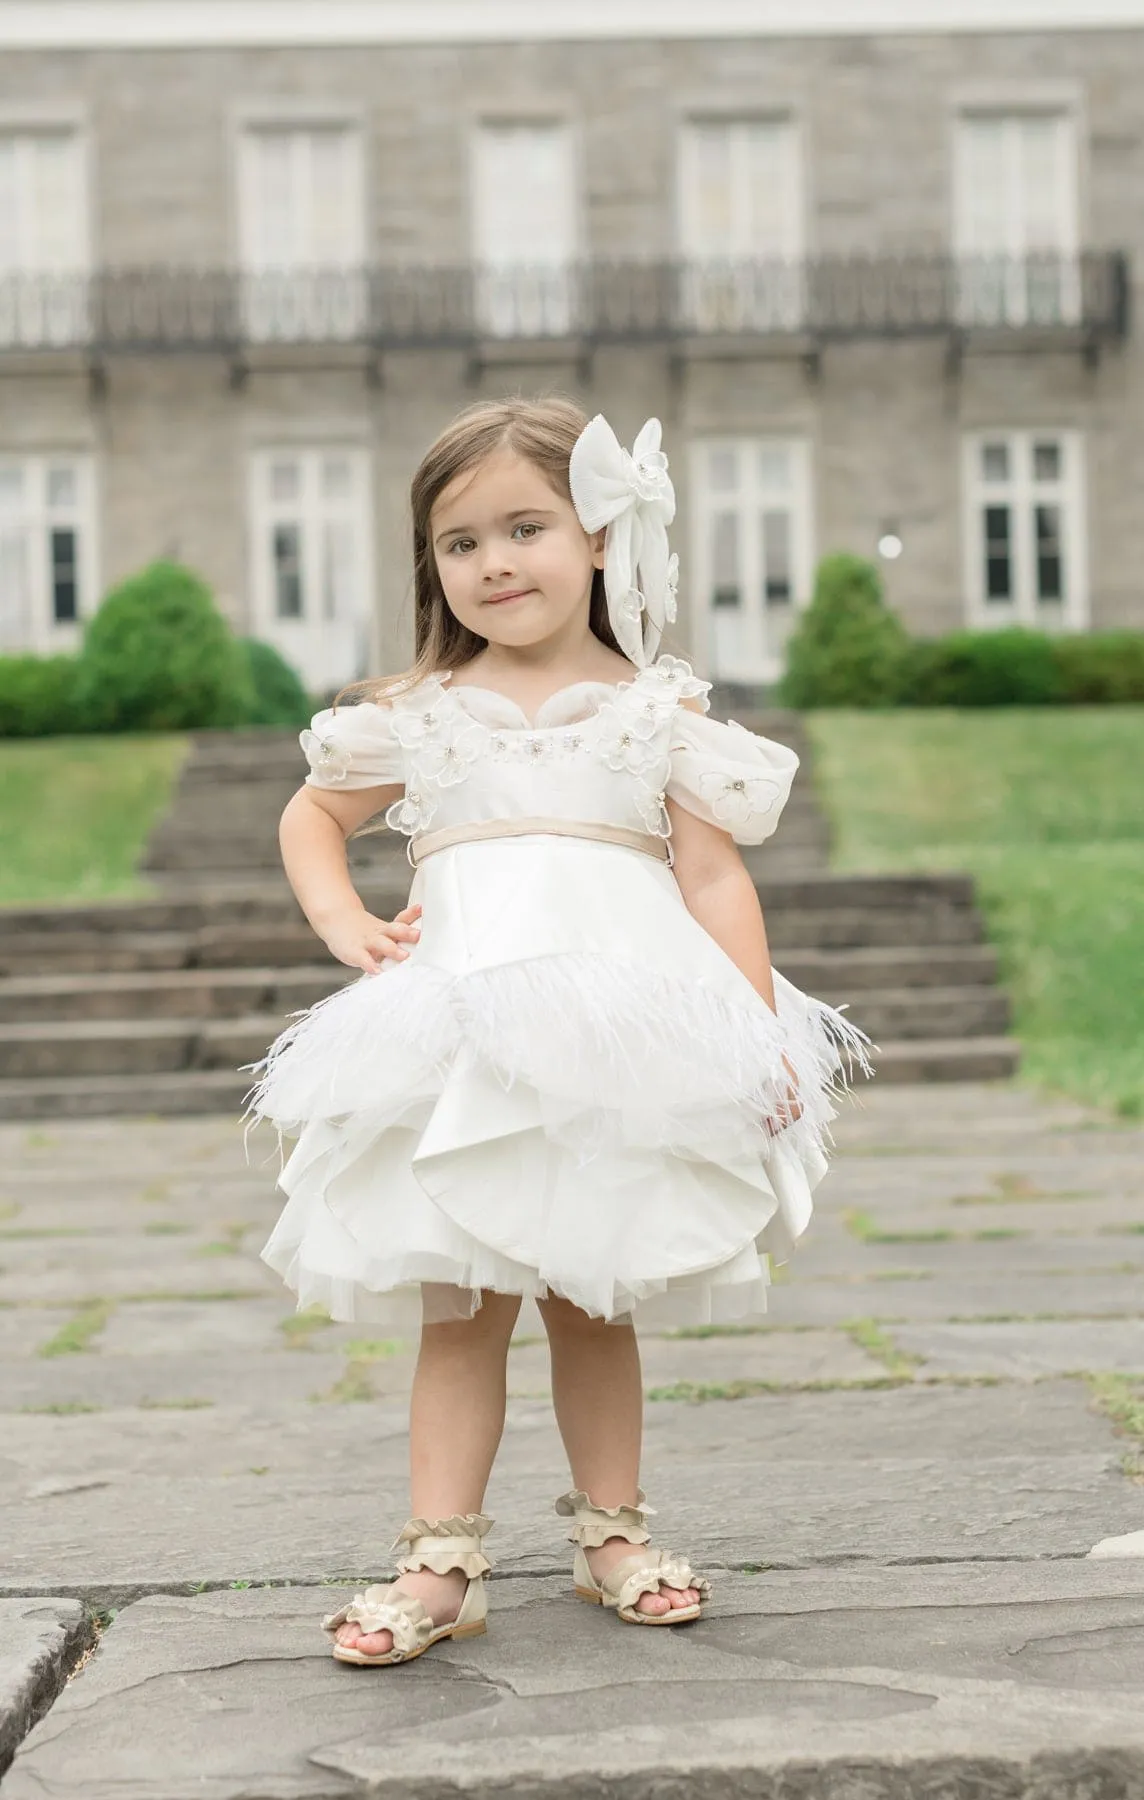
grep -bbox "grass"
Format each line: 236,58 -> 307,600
0,733 -> 187,907
1085,1372 -> 1144,1479
38,1299 -> 115,1357
278,1305 -> 335,1350
843,1317 -> 924,1379
807,706 -> 1144,1120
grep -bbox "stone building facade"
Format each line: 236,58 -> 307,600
0,1 -> 1139,691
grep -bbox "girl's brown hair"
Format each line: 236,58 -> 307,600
336,394 -> 620,708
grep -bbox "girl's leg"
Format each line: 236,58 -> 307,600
537,1295 -> 700,1617
336,1287 -> 522,1655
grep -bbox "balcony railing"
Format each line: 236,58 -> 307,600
0,252 -> 1129,354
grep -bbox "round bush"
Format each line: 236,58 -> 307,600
0,654 -> 88,737
1051,630 -> 1144,703
903,627 -> 1065,706
777,553 -> 912,708
239,637 -> 314,726
74,562 -> 255,732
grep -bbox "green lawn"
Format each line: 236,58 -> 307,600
0,734 -> 187,908
805,707 -> 1144,1119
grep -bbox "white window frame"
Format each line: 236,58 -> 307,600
469,116 -> 580,339
235,117 -> 367,342
689,436 -> 814,684
953,109 -> 1081,327
247,443 -> 375,691
0,122 -> 91,347
677,115 -> 806,333
962,429 -> 1088,631
0,452 -> 99,653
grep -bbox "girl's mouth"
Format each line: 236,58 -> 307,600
485,588 -> 535,605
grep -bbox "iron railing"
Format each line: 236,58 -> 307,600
0,252 -> 1129,353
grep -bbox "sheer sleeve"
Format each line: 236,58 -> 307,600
299,702 -> 403,791
666,710 -> 800,846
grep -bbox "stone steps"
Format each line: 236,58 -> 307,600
0,945 -> 1003,1023
0,986 -> 1008,1083
0,1036 -> 1021,1120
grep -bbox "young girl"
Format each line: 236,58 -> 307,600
244,396 -> 874,1667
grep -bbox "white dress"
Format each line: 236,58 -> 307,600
246,654 -> 874,1330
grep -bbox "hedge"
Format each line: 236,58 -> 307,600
0,562 -> 315,736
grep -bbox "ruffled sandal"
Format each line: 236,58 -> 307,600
321,1511 -> 494,1666
555,1487 -> 711,1626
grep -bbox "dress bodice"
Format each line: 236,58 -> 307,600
301,654 -> 801,849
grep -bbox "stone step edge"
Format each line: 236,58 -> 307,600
0,945 -> 1002,1000
0,1038 -> 1022,1117
0,989 -> 1010,1048
0,870 -> 980,935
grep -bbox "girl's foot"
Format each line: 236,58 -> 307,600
583,1537 -> 702,1617
334,1566 -> 469,1656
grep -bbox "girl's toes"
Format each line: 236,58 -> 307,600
668,1586 -> 699,1609
356,1629 -> 394,1655
635,1589 -> 672,1616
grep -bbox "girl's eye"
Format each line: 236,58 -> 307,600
447,537 -> 476,555
513,522 -> 541,540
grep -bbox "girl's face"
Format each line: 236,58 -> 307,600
430,448 -> 605,653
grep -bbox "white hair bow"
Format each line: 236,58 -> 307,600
569,415 -> 679,668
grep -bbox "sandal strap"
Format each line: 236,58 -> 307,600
600,1548 -> 711,1615
321,1585 -> 432,1655
554,1487 -> 655,1549
391,1510 -> 495,1577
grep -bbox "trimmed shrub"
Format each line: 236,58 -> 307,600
238,637 -> 314,726
1051,630 -> 1144,703
73,561 -> 254,732
902,627 -> 1065,707
0,654 -> 88,737
777,553 -> 912,708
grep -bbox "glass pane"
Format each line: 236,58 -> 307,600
686,122 -> 735,256
1035,503 -> 1064,602
50,526 -> 77,622
711,510 -> 740,609
708,447 -> 737,492
1033,441 -> 1061,483
322,519 -> 356,621
984,505 -> 1012,601
762,508 -> 792,604
322,456 -> 352,501
269,459 -> 300,504
273,523 -> 304,619
758,446 -> 790,492
981,442 -> 1009,483
47,464 -> 77,509
0,465 -> 24,511
0,527 -> 29,646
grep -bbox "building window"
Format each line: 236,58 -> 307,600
954,112 -> 1079,326
678,117 -> 804,332
963,431 -> 1086,628
471,120 -> 577,338
0,455 -> 95,651
690,438 -> 812,683
237,123 -> 366,341
249,447 -> 373,690
0,128 -> 89,346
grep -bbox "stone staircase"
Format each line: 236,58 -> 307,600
0,715 -> 1020,1118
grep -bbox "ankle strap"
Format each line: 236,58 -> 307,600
554,1488 -> 655,1549
391,1511 -> 495,1577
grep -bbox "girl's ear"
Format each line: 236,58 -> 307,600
590,526 -> 607,570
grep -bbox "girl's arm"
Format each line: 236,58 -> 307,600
279,784 -> 421,975
666,792 -> 803,1130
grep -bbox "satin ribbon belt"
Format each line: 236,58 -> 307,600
408,816 -> 674,868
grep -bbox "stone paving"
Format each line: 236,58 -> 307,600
1,1080 -> 1143,1796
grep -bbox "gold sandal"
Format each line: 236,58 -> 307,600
555,1487 -> 711,1626
321,1511 -> 493,1666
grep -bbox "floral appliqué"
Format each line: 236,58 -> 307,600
299,728 -> 352,784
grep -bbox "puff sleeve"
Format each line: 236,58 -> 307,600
299,703 -> 403,791
666,711 -> 800,846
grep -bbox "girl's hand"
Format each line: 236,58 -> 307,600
763,1053 -> 804,1138
320,902 -> 422,975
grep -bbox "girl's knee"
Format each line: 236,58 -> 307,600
538,1294 -> 618,1338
